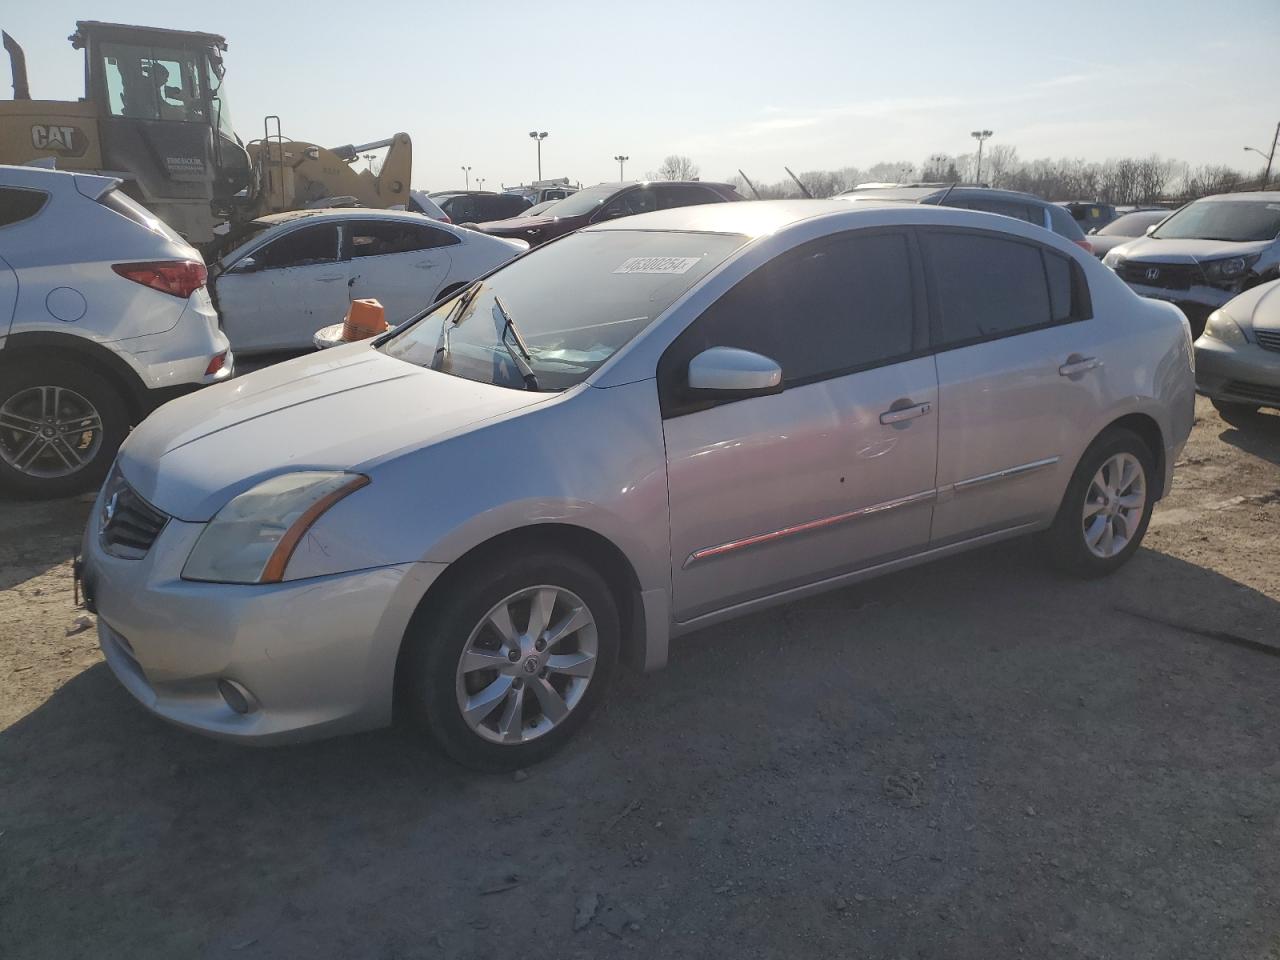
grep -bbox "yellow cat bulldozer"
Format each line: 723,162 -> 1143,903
1,21 -> 411,247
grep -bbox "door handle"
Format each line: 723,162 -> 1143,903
879,401 -> 932,425
1059,356 -> 1101,377
315,275 -> 343,283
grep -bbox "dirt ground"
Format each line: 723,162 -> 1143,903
1,397 -> 1278,960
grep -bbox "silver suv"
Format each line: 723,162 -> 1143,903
1102,192 -> 1280,335
0,165 -> 232,497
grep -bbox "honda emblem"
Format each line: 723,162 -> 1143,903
1144,267 -> 1161,281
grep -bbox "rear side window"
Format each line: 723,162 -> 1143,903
0,187 -> 48,227
1047,204 -> 1087,239
345,220 -> 458,258
664,231 -> 918,392
924,231 -> 1089,346
254,223 -> 339,269
953,197 -> 1042,226
656,184 -> 726,210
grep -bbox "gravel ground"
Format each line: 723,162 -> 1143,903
1,397 -> 1278,960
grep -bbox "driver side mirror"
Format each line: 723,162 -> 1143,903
687,346 -> 783,399
1145,225 -> 1157,236
231,256 -> 260,274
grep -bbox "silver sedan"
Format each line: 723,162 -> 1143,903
80,200 -> 1195,769
1193,278 -> 1280,425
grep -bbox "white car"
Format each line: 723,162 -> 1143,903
0,164 -> 231,497
210,209 -> 528,355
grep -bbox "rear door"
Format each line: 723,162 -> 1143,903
214,222 -> 345,352
344,219 -> 458,322
920,228 -> 1102,545
661,229 -> 937,621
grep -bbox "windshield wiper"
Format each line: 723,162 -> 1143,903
492,295 -> 539,391
433,282 -> 482,369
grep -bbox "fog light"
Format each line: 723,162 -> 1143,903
217,678 -> 254,715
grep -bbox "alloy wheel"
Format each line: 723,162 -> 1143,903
1081,452 -> 1146,559
454,585 -> 598,745
0,386 -> 104,480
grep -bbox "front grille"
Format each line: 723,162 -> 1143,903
1117,261 -> 1202,291
1223,380 -> 1280,406
100,469 -> 168,559
1254,329 -> 1280,353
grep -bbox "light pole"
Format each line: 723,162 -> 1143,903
928,154 -> 947,180
971,129 -> 993,184
528,131 -> 548,181
477,177 -> 485,191
613,154 -> 629,180
362,153 -> 376,172
1244,121 -> 1279,188
461,165 -> 471,189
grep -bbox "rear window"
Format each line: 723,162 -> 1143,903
0,187 -> 48,228
1047,204 -> 1087,240
99,188 -> 184,242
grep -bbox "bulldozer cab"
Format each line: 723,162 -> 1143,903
70,21 -> 249,240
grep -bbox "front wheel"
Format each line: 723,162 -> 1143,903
403,551 -> 620,771
1044,428 -> 1155,578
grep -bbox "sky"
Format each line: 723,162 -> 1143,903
9,0 -> 1280,192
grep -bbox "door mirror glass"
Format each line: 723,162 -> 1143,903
687,346 -> 783,397
1145,224 -> 1157,236
232,256 -> 259,274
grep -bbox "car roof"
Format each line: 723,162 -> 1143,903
0,163 -> 118,195
584,197 -> 1067,240
843,185 -> 1050,206
249,207 -> 428,226
1196,191 -> 1280,202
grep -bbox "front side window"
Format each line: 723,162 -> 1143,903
923,231 -> 1086,347
100,42 -> 207,122
345,221 -> 457,258
656,184 -> 724,210
662,231 -> 919,392
253,224 -> 339,270
596,188 -> 656,221
0,187 -> 49,228
1150,199 -> 1280,243
382,230 -> 745,391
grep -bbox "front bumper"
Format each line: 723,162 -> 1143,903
1193,335 -> 1280,409
81,504 -> 444,744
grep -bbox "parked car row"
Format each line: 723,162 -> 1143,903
76,199 -> 1196,767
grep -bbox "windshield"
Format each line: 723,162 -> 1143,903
1096,210 -> 1167,237
206,52 -> 235,141
382,230 -> 746,391
1151,199 -> 1280,243
541,184 -> 623,218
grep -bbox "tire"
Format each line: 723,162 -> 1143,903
0,359 -> 130,499
1044,428 -> 1156,579
1211,398 -> 1263,429
403,550 -> 620,771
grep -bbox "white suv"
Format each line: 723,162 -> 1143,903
0,165 -> 232,497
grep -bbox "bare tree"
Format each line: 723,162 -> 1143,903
984,144 -> 1018,188
649,155 -> 700,181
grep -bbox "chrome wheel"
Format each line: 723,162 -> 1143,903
1081,452 -> 1146,559
455,585 -> 598,745
0,386 -> 104,480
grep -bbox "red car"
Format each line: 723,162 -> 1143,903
472,180 -> 741,246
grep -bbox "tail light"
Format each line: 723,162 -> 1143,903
440,214 -> 452,223
112,260 -> 207,299
1073,239 -> 1093,254
204,351 -> 228,376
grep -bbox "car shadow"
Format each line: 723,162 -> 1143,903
3,539 -> 1280,958
0,494 -> 91,592
1219,417 -> 1280,467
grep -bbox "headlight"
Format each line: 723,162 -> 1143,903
182,472 -> 370,584
1202,310 -> 1247,346
1201,255 -> 1258,282
1103,252 -> 1124,270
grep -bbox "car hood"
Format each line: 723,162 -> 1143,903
1089,234 -> 1139,258
1110,237 -> 1273,263
118,344 -> 552,521
1222,278 -> 1280,332
475,215 -> 560,233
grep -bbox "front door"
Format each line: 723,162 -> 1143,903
919,228 -> 1103,545
214,222 -> 346,353
659,230 -> 939,622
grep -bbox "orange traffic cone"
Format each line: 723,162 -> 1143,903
342,298 -> 388,342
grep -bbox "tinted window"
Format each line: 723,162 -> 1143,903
954,197 -> 1042,226
656,184 -> 725,210
346,220 -> 457,258
1096,210 -> 1167,237
0,187 -> 49,227
480,195 -> 532,220
925,232 -> 1054,343
254,224 -> 339,269
1151,199 -> 1280,242
1047,204 -> 1087,239
598,188 -> 656,220
1044,251 -> 1073,322
666,232 -> 917,390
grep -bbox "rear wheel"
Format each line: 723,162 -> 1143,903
403,550 -> 620,771
1211,398 -> 1263,428
1044,428 -> 1155,578
0,359 -> 129,498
